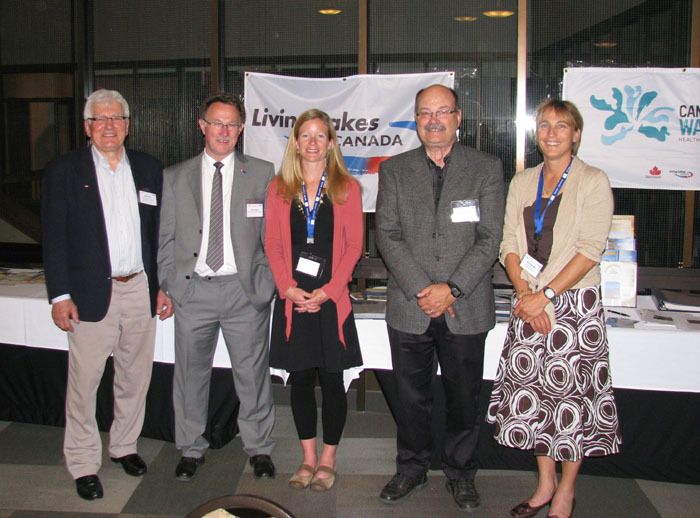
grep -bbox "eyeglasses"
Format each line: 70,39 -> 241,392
203,119 -> 243,130
415,108 -> 458,120
86,115 -> 129,125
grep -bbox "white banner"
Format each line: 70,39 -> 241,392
243,72 -> 455,211
563,67 -> 700,190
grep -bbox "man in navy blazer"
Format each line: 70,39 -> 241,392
376,84 -> 505,511
42,89 -> 172,501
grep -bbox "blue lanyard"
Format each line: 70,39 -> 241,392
534,157 -> 573,239
301,171 -> 327,244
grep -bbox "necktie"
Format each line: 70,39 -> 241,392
206,161 -> 224,272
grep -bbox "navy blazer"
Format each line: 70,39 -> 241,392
42,146 -> 163,322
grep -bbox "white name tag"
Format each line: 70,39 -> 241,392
451,199 -> 480,223
139,190 -> 157,206
296,255 -> 322,277
520,253 -> 543,278
246,201 -> 264,218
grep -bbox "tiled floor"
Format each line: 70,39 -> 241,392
1,402 -> 699,517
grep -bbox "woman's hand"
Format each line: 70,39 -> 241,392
285,286 -> 312,307
297,288 -> 329,313
514,291 -> 552,334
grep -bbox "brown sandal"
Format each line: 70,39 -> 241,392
309,465 -> 336,492
288,463 -> 315,490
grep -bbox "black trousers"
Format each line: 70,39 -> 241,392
388,318 -> 486,480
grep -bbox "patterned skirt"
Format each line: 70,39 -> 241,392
486,286 -> 622,462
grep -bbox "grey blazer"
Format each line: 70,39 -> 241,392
157,151 -> 275,311
376,144 -> 505,335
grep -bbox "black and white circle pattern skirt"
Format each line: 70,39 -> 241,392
486,286 -> 622,462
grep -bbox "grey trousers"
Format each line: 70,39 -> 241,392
172,273 -> 275,458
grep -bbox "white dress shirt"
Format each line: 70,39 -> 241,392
91,146 -> 143,277
195,152 -> 238,276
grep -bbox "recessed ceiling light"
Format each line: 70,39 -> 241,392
319,9 -> 342,15
483,10 -> 514,17
454,16 -> 478,22
593,41 -> 618,48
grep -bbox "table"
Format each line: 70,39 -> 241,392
1,282 -> 699,482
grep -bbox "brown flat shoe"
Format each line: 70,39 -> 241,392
309,465 -> 336,492
288,463 -> 315,490
511,498 -> 551,518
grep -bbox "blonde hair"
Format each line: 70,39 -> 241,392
277,108 -> 353,203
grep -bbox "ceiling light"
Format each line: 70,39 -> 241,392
593,41 -> 618,48
483,1 -> 514,18
454,16 -> 478,22
319,9 -> 342,15
483,9 -> 514,17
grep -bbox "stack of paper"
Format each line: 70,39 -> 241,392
601,215 -> 637,307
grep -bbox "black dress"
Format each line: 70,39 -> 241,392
269,194 -> 363,373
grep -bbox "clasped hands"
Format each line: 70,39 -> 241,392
416,283 -> 456,318
285,286 -> 329,313
513,290 -> 552,335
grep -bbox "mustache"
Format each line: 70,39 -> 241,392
424,122 -> 446,131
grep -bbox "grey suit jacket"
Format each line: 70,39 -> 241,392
376,144 -> 505,335
157,151 -> 275,311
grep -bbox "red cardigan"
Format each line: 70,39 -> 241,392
264,176 -> 364,346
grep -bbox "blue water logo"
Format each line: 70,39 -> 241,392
590,85 -> 673,145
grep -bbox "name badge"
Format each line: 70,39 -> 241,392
296,251 -> 326,278
139,190 -> 157,206
451,199 -> 480,223
246,200 -> 264,218
520,253 -> 543,278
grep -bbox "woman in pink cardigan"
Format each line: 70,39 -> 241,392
265,108 -> 364,492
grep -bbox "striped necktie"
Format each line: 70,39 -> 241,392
205,161 -> 224,272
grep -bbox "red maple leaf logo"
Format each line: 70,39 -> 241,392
649,166 -> 661,176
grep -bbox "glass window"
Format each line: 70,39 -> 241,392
527,0 -> 694,267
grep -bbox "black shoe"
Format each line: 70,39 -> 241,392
446,478 -> 480,512
249,454 -> 275,479
175,456 -> 205,481
379,472 -> 428,504
75,474 -> 103,500
110,453 -> 147,476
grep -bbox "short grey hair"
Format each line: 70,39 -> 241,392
83,89 -> 130,119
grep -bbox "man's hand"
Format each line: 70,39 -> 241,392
51,299 -> 80,332
156,289 -> 174,320
416,283 -> 456,318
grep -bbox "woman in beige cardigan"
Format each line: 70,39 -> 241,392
487,100 -> 621,518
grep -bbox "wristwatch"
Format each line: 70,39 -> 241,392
543,286 -> 557,302
447,281 -> 463,299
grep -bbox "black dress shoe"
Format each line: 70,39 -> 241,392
175,456 -> 205,481
249,454 -> 276,479
75,474 -> 103,500
110,453 -> 147,476
446,478 -> 480,512
379,472 -> 428,504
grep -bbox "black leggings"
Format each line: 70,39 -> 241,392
289,368 -> 347,445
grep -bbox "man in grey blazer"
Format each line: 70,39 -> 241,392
158,93 -> 276,481
376,84 -> 505,511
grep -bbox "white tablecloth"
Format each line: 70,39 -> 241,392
1,283 -> 698,393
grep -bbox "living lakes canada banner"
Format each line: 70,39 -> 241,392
563,67 -> 700,190
243,71 -> 455,211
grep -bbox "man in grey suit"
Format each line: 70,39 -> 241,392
157,93 -> 276,481
376,84 -> 505,511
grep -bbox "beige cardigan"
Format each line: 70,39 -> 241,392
500,156 -> 614,297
